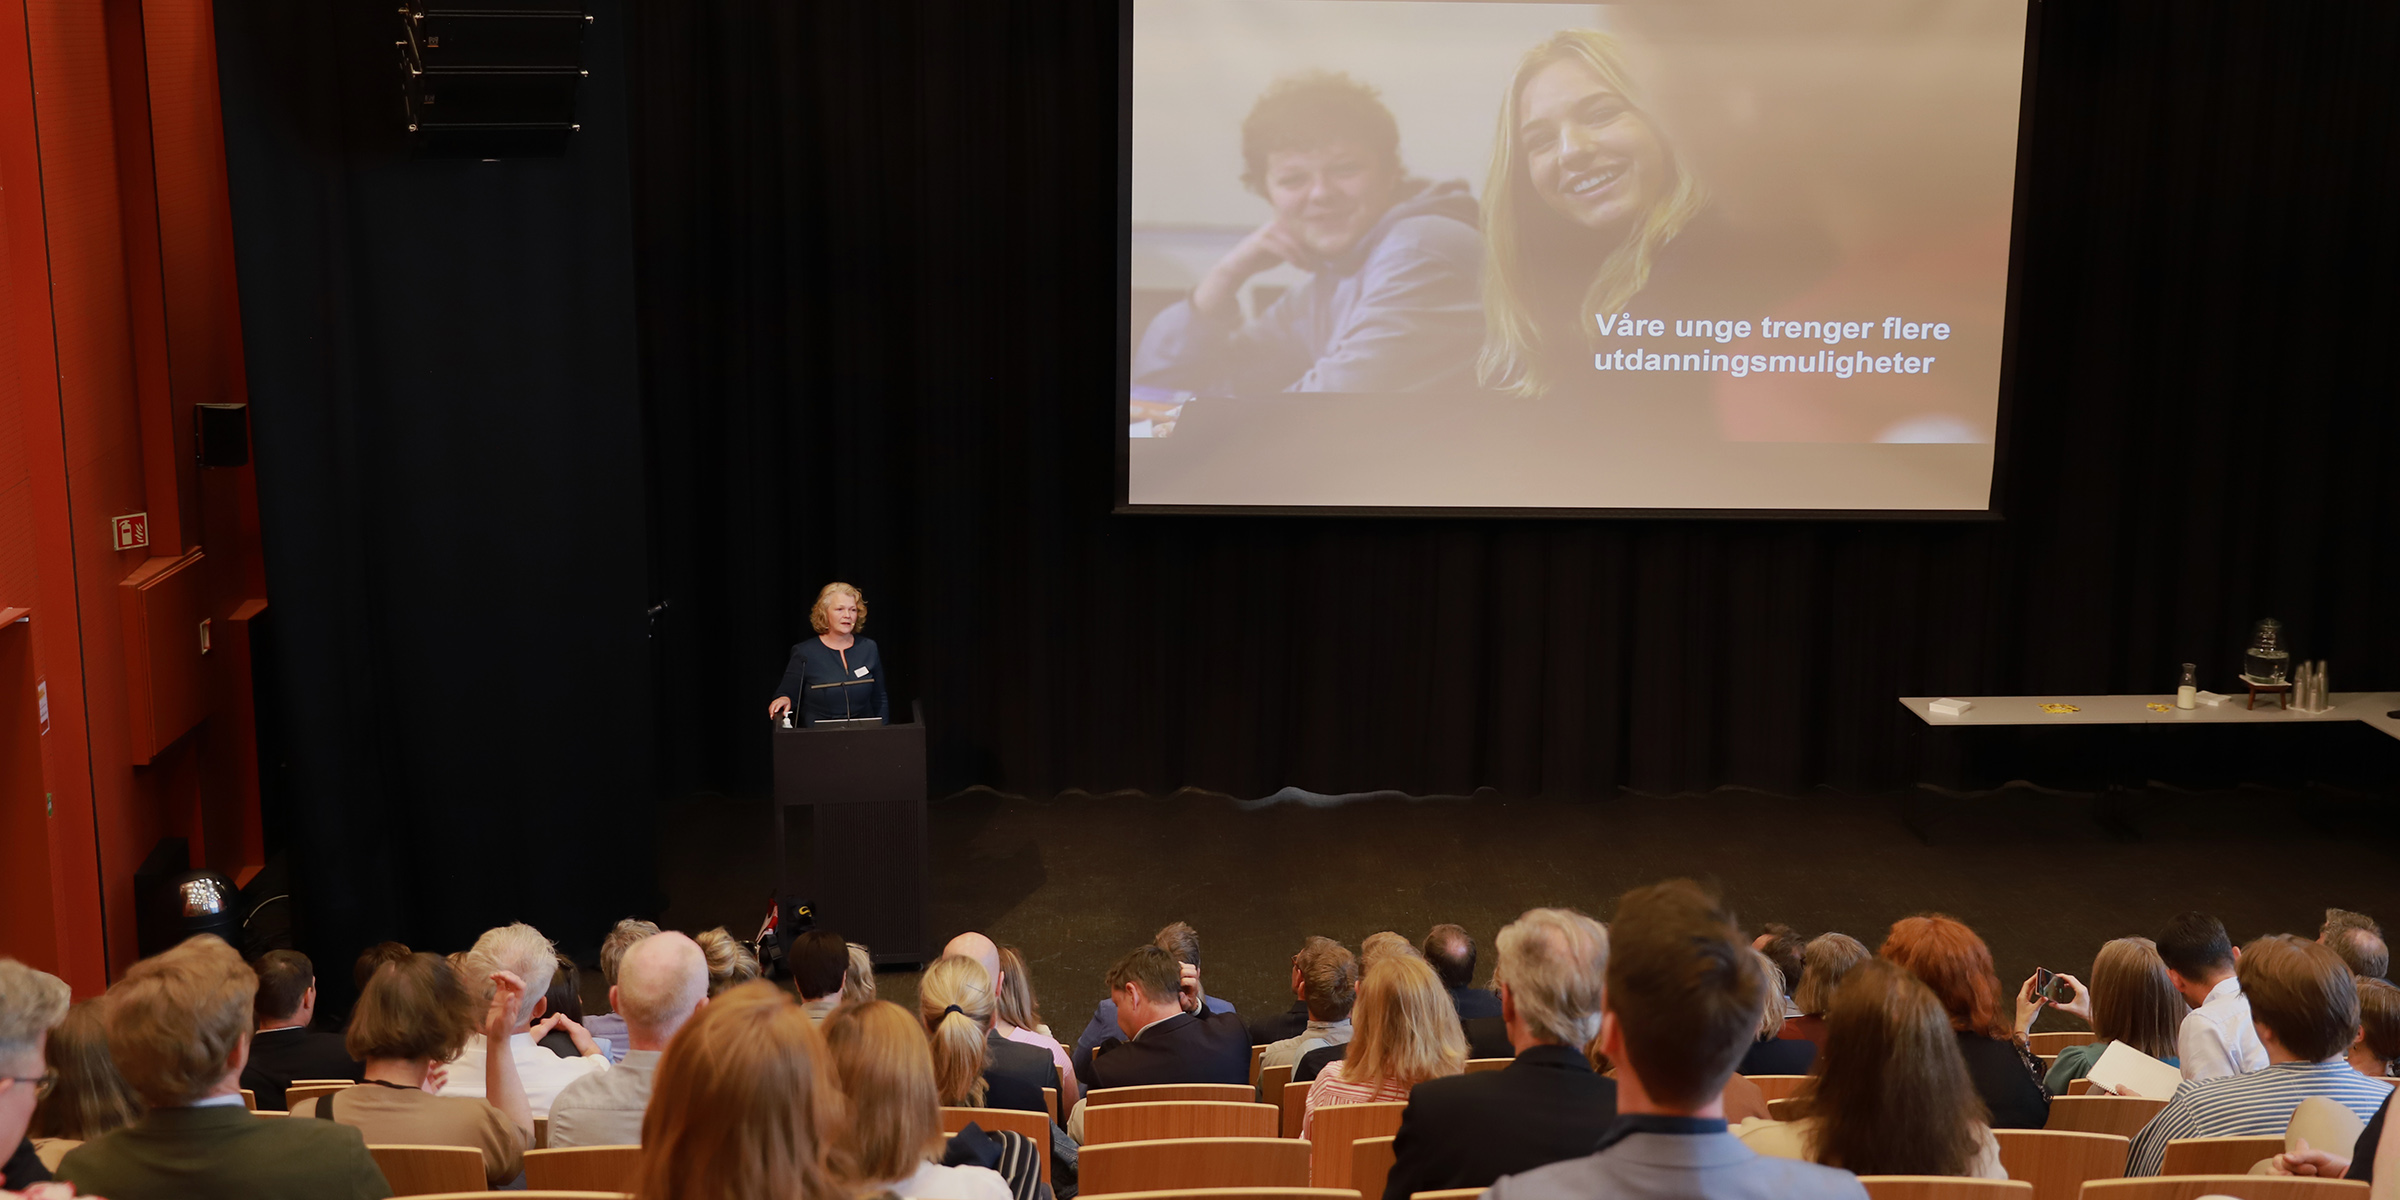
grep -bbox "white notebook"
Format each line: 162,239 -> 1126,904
2084,1040 -> 2184,1099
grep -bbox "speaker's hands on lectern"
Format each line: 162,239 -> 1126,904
768,696 -> 793,722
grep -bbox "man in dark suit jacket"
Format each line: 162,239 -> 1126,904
1077,946 -> 1251,1090
1383,908 -> 1618,1200
983,1029 -> 1064,1112
1425,923 -> 1503,1021
57,935 -> 391,1200
239,949 -> 364,1111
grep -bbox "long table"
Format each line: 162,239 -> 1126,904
1899,691 -> 2400,738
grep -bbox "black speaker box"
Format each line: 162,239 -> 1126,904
399,2 -> 588,157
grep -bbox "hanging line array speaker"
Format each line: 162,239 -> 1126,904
398,1 -> 589,157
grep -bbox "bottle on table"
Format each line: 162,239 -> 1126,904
2177,662 -> 2197,710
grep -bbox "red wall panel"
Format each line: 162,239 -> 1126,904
0,0 -> 264,989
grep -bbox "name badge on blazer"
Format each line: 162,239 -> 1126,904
854,666 -> 870,678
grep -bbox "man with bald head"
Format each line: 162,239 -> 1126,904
546,932 -> 709,1148
944,930 -> 1078,1110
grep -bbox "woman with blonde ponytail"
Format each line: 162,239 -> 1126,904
917,956 -> 1059,1114
1478,29 -> 1707,399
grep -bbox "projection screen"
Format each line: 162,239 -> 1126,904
1121,0 -> 2035,515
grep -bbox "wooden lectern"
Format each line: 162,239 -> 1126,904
771,700 -> 928,964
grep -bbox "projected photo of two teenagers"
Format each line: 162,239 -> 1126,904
1128,1 -> 2027,509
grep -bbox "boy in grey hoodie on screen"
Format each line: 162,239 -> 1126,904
1134,71 -> 1483,396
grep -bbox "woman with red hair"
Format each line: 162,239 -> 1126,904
1880,915 -> 2049,1128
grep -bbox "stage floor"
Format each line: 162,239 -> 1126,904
649,783 -> 2400,1032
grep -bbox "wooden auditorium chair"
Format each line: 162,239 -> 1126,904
366,1144 -> 486,1196
1309,1102 -> 1407,1188
2029,1032 -> 2101,1055
2043,1096 -> 2170,1138
1077,1137 -> 1309,1194
1350,1135 -> 1396,1200
1258,1063 -> 1295,1112
1856,1179 -> 2032,1200
1077,1190 -> 1363,1200
522,1146 -> 642,1192
285,1083 -> 349,1112
1282,1083 -> 1311,1137
406,1194 -> 632,1200
1083,1101 -> 1280,1145
2155,1135 -> 2290,1177
1089,1083 -> 1259,1106
2077,1178 -> 2369,1199
1463,1058 -> 1511,1073
1745,1074 -> 1811,1102
1990,1128 -> 2130,1200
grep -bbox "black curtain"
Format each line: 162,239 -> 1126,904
216,0 -> 656,997
628,0 -> 2399,803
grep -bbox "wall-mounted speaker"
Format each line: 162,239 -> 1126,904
399,1 -> 590,157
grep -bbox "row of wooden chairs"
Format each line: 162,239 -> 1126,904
376,1182 -> 2368,1200
356,1135 -> 2321,1200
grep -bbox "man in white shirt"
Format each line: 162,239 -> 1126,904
437,922 -> 608,1115
2159,911 -> 2268,1081
1261,936 -> 1356,1071
548,932 -> 708,1147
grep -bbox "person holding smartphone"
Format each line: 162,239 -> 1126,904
2018,939 -> 2185,1096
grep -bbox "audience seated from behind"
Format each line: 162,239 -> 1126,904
1071,942 -> 1250,1139
1489,882 -> 1867,1200
1425,923 -> 1500,1021
238,950 -> 364,1111
1297,931 -> 1450,1081
1881,914 -> 2049,1129
580,918 -> 659,1063
2159,909 -> 2269,1080
1303,953 -> 1464,1138
2039,937 -> 2183,1095
791,929 -> 852,1024
434,922 -> 608,1116
1261,937 -> 1357,1072
1382,907 -> 1617,1200
630,981 -> 846,1200
53,936 -> 391,1200
535,953 -> 588,1060
842,941 -> 879,1006
919,954 -> 1057,1116
1736,958 -> 2004,1178
1754,924 -> 1808,1018
696,926 -> 761,997
941,933 -> 1075,1114
824,1001 -> 1017,1200
549,931 -> 709,1148
1,958 -> 76,1199
2128,934 -> 2392,1175
1734,954 -> 1817,1077
991,943 -> 1079,1114
292,951 -> 531,1187
2346,977 -> 2400,1080
1782,934 -> 1870,1047
347,942 -> 413,1018
2322,909 -> 2388,981
1070,921 -> 1236,1075
27,1002 -> 141,1173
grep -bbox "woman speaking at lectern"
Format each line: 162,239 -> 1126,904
766,582 -> 889,727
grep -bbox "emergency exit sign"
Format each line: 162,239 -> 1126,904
111,512 -> 148,551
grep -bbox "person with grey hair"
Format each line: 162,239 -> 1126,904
546,932 -> 708,1148
434,923 -> 608,1116
2322,910 -> 2389,981
580,918 -> 660,1064
1,958 -> 73,1195
1379,907 -> 1618,1200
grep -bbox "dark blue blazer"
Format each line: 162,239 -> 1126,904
774,636 -> 889,724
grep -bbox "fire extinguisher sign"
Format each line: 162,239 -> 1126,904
111,512 -> 148,551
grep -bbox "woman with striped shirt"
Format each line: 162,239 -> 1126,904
1302,954 -> 1465,1138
